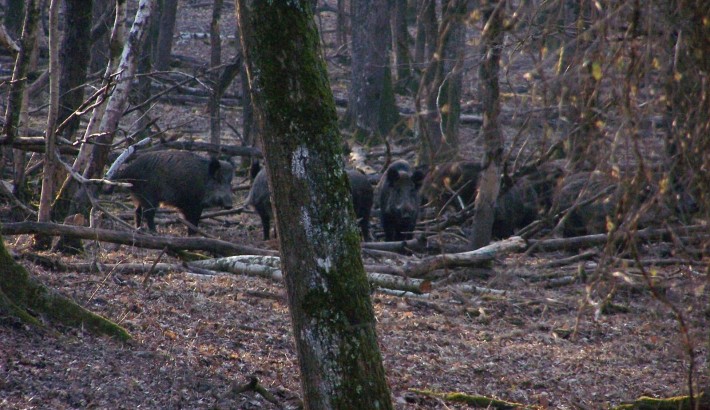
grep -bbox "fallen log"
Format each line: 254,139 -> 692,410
0,221 -> 275,256
403,236 -> 526,278
361,235 -> 435,254
528,224 -> 709,253
190,255 -> 432,294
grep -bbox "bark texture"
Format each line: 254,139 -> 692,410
415,0 -> 467,164
468,0 -> 505,250
58,0 -> 93,140
0,232 -> 130,341
348,0 -> 399,140
236,1 -> 394,408
1,0 -> 40,145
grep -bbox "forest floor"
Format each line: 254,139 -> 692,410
1,1 -> 709,409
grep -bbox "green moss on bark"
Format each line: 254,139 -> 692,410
0,232 -> 130,341
237,1 -> 393,408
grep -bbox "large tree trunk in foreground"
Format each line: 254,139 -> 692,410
468,0 -> 505,250
0,232 -> 130,341
236,1 -> 393,408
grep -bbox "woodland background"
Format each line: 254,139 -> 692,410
0,0 -> 708,408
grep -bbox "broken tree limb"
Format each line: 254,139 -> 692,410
361,235 -> 434,253
190,255 -> 432,293
404,236 -> 526,278
0,221 -> 275,256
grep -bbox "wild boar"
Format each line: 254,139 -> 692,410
113,150 -> 234,235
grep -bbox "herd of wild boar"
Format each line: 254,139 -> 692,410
109,149 -> 697,241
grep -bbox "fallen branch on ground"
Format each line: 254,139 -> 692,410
410,388 -> 529,409
190,255 -> 432,294
403,236 -> 526,278
528,225 -> 709,253
0,221 -> 275,257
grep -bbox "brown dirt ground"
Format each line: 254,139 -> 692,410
1,1 -> 709,409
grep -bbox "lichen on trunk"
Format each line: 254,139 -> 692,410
236,1 -> 393,408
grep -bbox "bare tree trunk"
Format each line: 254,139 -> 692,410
3,0 -> 25,38
154,0 -> 178,71
415,0 -> 467,165
1,0 -> 39,211
209,0 -> 224,146
51,0 -> 127,223
392,0 -> 414,91
232,20 -> 256,149
1,0 -> 40,146
52,0 -> 156,222
335,0 -> 349,51
33,0 -> 62,250
413,0 -> 437,67
236,1 -> 394,407
84,0 -> 156,179
468,0 -> 505,250
347,0 -> 399,141
58,0 -> 93,141
89,0 -> 113,74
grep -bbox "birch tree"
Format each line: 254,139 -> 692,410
51,0 -> 156,221
235,1 -> 393,408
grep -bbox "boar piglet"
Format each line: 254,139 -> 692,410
247,167 -> 374,241
377,160 -> 425,241
114,150 -> 234,235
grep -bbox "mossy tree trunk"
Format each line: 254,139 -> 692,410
235,1 -> 393,408
0,232 -> 130,341
468,0 -> 505,250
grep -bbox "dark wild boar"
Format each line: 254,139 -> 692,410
420,160 -> 545,238
492,176 -> 539,239
419,160 -> 483,212
377,160 -> 425,241
113,150 -> 234,235
550,171 -> 619,237
247,167 -> 374,241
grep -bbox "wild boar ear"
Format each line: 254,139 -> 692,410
386,167 -> 401,184
208,157 -> 221,178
